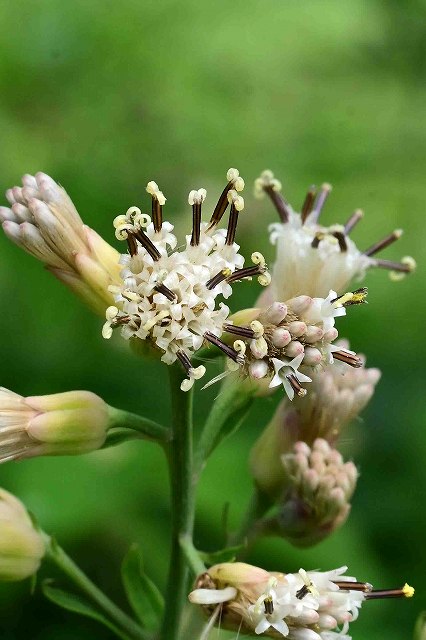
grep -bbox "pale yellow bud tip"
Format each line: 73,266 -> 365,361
403,583 -> 415,598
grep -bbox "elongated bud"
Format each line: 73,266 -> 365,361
1,173 -> 122,316
0,489 -> 45,581
0,388 -> 110,462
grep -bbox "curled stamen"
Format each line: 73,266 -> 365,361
225,190 -> 244,245
374,256 -> 416,280
206,268 -> 232,290
310,182 -> 332,224
344,208 -> 364,234
254,169 -> 290,222
227,265 -> 264,284
204,331 -> 244,364
363,229 -> 403,257
227,253 -> 269,286
301,185 -> 317,224
146,181 -> 166,233
209,168 -> 244,229
189,189 -> 207,246
333,231 -> 347,252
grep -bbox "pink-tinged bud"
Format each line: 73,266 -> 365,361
249,360 -> 269,379
287,321 -> 307,337
0,388 -> 109,462
0,489 -> 45,581
285,340 -> 304,358
303,347 -> 323,366
272,327 -> 291,348
274,439 -> 358,546
304,325 -> 324,343
259,302 -> 288,324
1,173 -> 122,317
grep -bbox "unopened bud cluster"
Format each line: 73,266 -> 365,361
0,173 -> 122,315
277,438 -> 357,547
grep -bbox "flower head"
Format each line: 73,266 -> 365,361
189,561 -> 413,638
1,173 -> 122,315
0,388 -> 109,463
225,291 -> 366,400
276,438 -> 358,547
0,488 -> 45,581
104,169 -> 272,390
255,169 -> 416,301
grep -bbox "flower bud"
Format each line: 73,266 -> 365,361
276,439 -> 358,547
0,388 -> 110,462
0,488 -> 45,580
1,173 -> 122,316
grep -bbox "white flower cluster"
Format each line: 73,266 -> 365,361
189,562 -> 374,639
228,291 -> 365,400
255,169 -> 416,301
103,170 -> 271,390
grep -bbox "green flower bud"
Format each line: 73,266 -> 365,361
0,388 -> 109,462
0,489 -> 45,581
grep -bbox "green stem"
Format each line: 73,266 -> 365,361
44,534 -> 148,640
108,407 -> 171,443
179,534 -> 206,576
230,486 -> 273,547
194,380 -> 255,474
161,365 -> 195,640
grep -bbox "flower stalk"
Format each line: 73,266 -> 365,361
43,534 -> 148,640
161,364 -> 196,640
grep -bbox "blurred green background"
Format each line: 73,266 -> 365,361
0,0 -> 424,638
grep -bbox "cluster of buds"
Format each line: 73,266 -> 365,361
0,489 -> 45,581
228,290 -> 367,400
0,388 -> 109,463
102,168 -> 275,391
275,439 -> 358,547
189,561 -> 414,639
255,169 -> 416,301
0,172 -> 122,315
250,343 -> 380,499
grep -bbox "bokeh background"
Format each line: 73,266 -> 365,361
0,0 -> 425,638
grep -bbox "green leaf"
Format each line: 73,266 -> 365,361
121,545 -> 164,632
199,544 -> 245,565
42,581 -> 131,640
